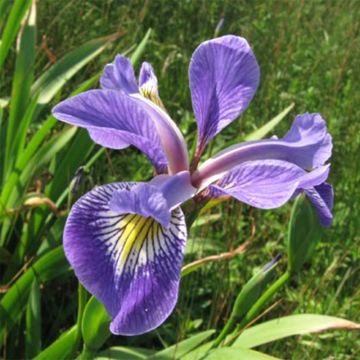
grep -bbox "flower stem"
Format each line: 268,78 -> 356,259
72,283 -> 88,355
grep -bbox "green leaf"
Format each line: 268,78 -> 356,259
203,347 -> 280,360
0,0 -> 32,72
34,326 -> 77,360
82,296 -> 111,352
0,246 -> 69,342
149,330 -> 215,359
31,33 -> 120,105
1,126 -> 77,211
244,103 -> 295,141
130,28 -> 152,65
95,347 -> 155,360
25,278 -> 41,358
181,341 -> 214,360
233,314 -> 360,349
45,129 -> 93,200
287,195 -> 322,274
4,0 -> 36,173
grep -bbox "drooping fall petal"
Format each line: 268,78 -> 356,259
64,182 -> 188,335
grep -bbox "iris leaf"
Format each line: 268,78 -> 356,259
148,330 -> 215,359
232,314 -> 360,349
4,0 -> 36,175
82,296 -> 111,353
0,0 -> 32,71
95,347 -> 155,360
33,326 -> 77,360
25,278 -> 42,358
287,195 -> 322,274
201,347 -> 281,360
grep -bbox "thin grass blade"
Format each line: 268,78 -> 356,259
25,278 -> 41,358
0,247 -> 69,342
0,0 -> 31,71
4,0 -> 36,175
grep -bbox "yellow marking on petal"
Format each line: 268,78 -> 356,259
139,87 -> 166,110
117,215 -> 155,267
119,213 -> 137,229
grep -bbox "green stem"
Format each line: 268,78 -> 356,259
72,283 -> 88,356
77,344 -> 95,360
229,271 -> 290,345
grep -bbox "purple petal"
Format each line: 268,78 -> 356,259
139,62 -> 158,89
210,160 -> 330,210
131,94 -> 189,174
64,182 -> 187,335
110,183 -> 171,228
305,183 -> 333,227
109,171 -> 196,228
52,89 -> 167,173
138,62 -> 165,109
189,35 -> 260,153
193,113 -> 332,188
283,113 -> 332,168
100,55 -> 138,94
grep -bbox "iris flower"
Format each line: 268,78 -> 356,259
52,35 -> 333,336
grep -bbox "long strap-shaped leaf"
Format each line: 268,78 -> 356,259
30,32 -> 120,105
33,326 -> 77,360
0,126 -> 77,246
0,246 -> 69,343
232,314 -> 360,349
184,347 -> 280,360
4,0 -> 36,176
0,0 -> 31,72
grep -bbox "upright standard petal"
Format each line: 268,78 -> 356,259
138,62 -> 165,109
209,160 -> 332,225
189,35 -> 260,154
64,182 -> 187,335
52,89 -> 167,173
100,55 -> 139,94
192,113 -> 332,188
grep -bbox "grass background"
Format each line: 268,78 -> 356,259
3,0 -> 360,358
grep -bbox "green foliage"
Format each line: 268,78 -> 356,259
81,296 -> 111,353
233,314 -> 360,349
25,278 -> 42,358
287,196 -> 322,274
203,347 -> 280,360
33,326 -> 78,360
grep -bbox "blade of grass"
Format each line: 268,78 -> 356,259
25,278 -> 41,358
0,246 -> 69,342
130,28 -> 152,65
4,0 -> 36,176
0,0 -> 31,72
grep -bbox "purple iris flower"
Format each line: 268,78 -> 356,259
52,35 -> 333,336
